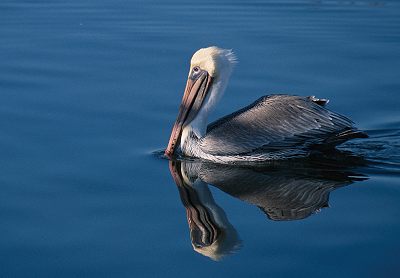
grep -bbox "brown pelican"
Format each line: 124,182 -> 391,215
165,46 -> 367,163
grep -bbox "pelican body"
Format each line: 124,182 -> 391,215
165,47 -> 367,163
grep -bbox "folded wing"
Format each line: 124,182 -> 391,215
200,95 -> 366,155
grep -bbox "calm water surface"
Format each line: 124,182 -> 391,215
1,0 -> 400,277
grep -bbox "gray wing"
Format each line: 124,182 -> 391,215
200,95 -> 365,155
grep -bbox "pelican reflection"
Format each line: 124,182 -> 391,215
168,155 -> 367,260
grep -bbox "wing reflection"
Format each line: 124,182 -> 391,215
168,154 -> 367,260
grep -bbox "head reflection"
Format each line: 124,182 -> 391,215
168,154 -> 367,260
169,161 -> 242,261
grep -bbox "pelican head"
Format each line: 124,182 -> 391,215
165,46 -> 237,157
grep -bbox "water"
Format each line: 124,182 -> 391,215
1,0 -> 399,277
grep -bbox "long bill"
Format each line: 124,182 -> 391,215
165,70 -> 212,158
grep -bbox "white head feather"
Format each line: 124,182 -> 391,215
189,46 -> 237,78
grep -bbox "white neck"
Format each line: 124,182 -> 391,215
181,70 -> 232,149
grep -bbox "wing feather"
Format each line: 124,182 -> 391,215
200,95 -> 360,155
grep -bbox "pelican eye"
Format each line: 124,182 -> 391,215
193,66 -> 200,73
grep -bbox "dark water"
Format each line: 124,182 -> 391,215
1,0 -> 400,277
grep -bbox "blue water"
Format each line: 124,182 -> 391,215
1,0 -> 399,277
